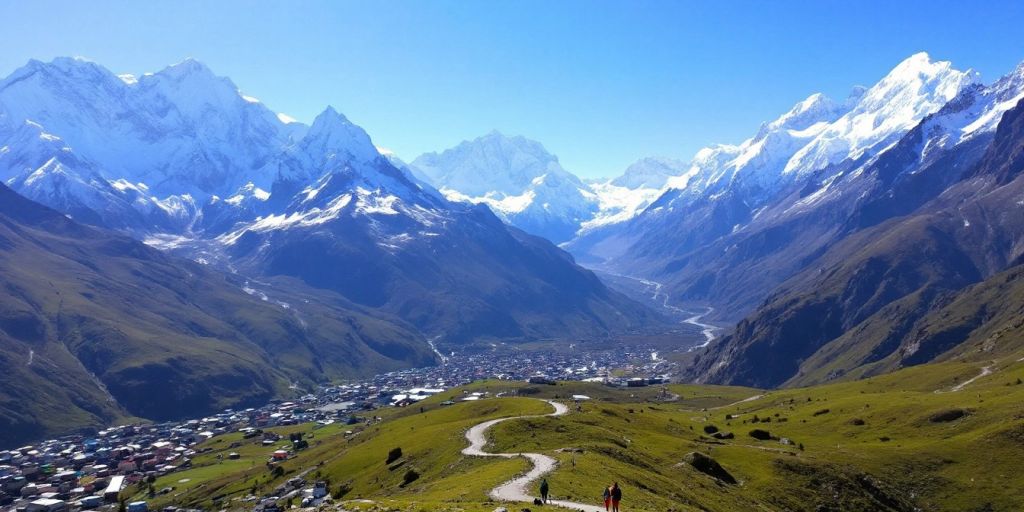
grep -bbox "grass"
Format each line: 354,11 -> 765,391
142,355 -> 1024,511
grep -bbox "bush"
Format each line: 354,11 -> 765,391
386,447 -> 403,464
849,418 -> 866,426
928,409 -> 970,423
333,484 -> 351,499
683,452 -> 737,484
749,429 -> 772,440
703,425 -> 719,434
402,469 -> 420,486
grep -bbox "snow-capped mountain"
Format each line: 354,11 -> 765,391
0,57 -> 659,345
609,156 -> 684,189
0,56 -> 297,197
581,157 -> 687,231
568,52 -> 984,313
693,65 -> 1024,388
0,119 -> 199,231
409,132 -> 600,243
408,133 -> 690,243
565,88 -> 861,266
213,138 -> 659,343
784,52 -> 977,177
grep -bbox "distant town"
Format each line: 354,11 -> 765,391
0,343 -> 676,512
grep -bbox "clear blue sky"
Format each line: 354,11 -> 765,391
2,1 -> 1024,178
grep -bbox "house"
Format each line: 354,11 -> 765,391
26,498 -> 66,512
312,481 -> 328,498
80,496 -> 102,509
104,475 -> 125,502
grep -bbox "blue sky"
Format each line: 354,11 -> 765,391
2,1 -> 1024,178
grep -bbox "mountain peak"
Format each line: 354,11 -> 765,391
312,105 -> 351,125
307,106 -> 364,140
878,52 -> 978,93
411,130 -> 572,197
783,52 -> 977,176
759,92 -> 845,136
300,106 -> 379,165
159,57 -> 217,80
8,56 -> 120,88
611,157 -> 686,189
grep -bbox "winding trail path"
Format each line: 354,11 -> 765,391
462,400 -> 605,512
943,364 -> 994,392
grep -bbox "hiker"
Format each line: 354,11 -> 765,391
610,482 -> 622,512
603,485 -> 612,512
539,478 -> 549,504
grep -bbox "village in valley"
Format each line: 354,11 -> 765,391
1,343 -> 675,512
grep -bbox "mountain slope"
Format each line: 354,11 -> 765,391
0,183 -> 435,447
214,120 -> 662,344
0,58 -> 661,347
692,95 -> 1024,387
568,53 -> 983,322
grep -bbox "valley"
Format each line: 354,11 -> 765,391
2,18 -> 1024,510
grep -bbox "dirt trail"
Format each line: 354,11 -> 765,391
462,400 -> 605,512
949,365 -> 993,392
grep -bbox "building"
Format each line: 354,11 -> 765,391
104,475 -> 124,502
26,498 -> 66,512
127,500 -> 148,512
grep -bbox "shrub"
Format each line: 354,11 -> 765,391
402,469 -> 420,486
386,447 -> 403,464
333,484 -> 351,499
849,418 -> 866,426
749,429 -> 772,440
928,409 -> 970,423
703,425 -> 719,434
684,452 -> 736,484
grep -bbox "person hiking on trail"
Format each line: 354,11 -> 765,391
539,478 -> 549,504
610,482 -> 622,512
603,485 -> 612,512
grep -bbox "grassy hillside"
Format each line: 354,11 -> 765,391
139,354 -> 1024,511
0,185 -> 436,447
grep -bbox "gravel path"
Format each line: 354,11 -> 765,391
462,399 -> 605,512
949,365 -> 993,392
